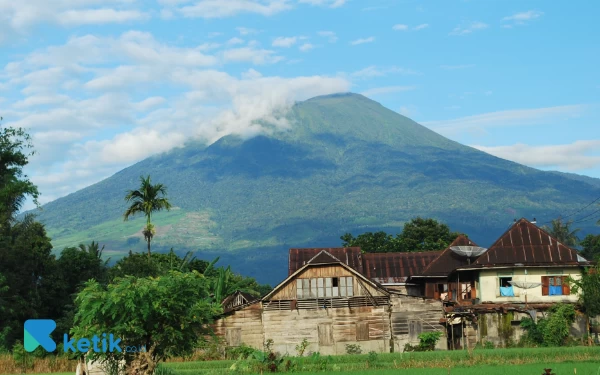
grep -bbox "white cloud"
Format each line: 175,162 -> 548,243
227,37 -> 245,45
450,22 -> 488,36
4,31 -> 351,206
299,0 -> 346,8
350,37 -> 375,45
472,141 -> 600,171
392,24 -> 408,31
351,65 -> 418,79
272,36 -> 298,47
299,43 -> 314,52
413,23 -> 429,30
0,1 -> 149,39
236,27 -> 259,35
317,31 -> 338,43
361,85 -> 416,97
172,0 -> 292,18
502,10 -> 543,26
422,105 -> 586,135
440,64 -> 476,70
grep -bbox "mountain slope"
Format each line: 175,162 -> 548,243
33,93 -> 600,284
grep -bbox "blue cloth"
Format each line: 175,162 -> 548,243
549,285 -> 563,295
500,286 -> 514,297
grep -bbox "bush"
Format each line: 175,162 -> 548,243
404,331 -> 443,352
226,344 -> 255,360
520,304 -> 577,347
295,339 -> 309,357
344,344 -> 362,355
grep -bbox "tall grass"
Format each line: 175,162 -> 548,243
0,354 -> 75,374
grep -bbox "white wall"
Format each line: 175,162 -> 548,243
477,267 -> 582,304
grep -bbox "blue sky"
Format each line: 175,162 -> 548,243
1,0 -> 599,209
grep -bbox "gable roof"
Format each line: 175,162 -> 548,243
362,251 -> 441,283
288,247 -> 363,275
416,236 -> 480,277
464,218 -> 590,269
221,290 -> 260,313
264,250 -> 388,301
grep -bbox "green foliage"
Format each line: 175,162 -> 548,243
542,218 -> 580,247
109,249 -> 210,280
580,234 -> 600,262
404,331 -> 443,352
123,175 -> 172,257
341,217 -> 462,253
568,265 -> 600,318
295,338 -> 309,357
71,271 -> 222,375
344,343 -> 362,355
520,304 -> 577,347
225,344 -> 255,360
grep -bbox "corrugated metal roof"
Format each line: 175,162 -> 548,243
418,236 -> 480,277
288,247 -> 363,275
467,218 -> 589,268
362,251 -> 441,281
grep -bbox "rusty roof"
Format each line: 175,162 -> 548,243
466,218 -> 590,269
288,247 -> 363,276
417,236 -> 480,277
362,251 -> 441,282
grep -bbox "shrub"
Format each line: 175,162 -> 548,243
226,344 -> 255,360
404,331 -> 443,352
344,344 -> 362,355
520,304 -> 577,347
295,338 -> 309,357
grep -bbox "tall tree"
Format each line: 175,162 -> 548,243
341,217 -> 462,253
0,119 -> 39,229
543,217 -> 580,247
580,234 -> 600,262
123,175 -> 172,257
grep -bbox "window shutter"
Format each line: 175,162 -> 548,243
541,276 -> 549,296
562,276 -> 570,295
471,280 -> 476,299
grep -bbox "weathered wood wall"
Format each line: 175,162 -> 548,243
269,265 -> 384,300
262,305 -> 391,355
212,302 -> 264,349
389,294 -> 447,352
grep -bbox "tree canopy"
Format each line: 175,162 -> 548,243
341,217 -> 462,253
580,234 -> 600,262
543,217 -> 580,247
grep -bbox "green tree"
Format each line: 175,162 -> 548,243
399,217 -> 463,252
123,175 -> 172,258
543,217 -> 580,247
340,231 -> 401,253
342,218 -> 462,253
72,271 -> 221,375
109,249 -> 210,280
0,119 -> 40,228
568,264 -> 600,338
580,234 -> 600,262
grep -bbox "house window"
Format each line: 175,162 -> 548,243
542,276 -> 570,296
499,277 -> 514,297
296,277 -> 354,299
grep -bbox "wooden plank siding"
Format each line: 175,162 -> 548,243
389,294 -> 447,351
269,265 -> 385,300
212,302 -> 264,348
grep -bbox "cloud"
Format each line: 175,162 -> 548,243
472,141 -> 600,171
449,22 -> 488,36
351,65 -> 418,79
272,36 -> 298,47
502,10 -> 543,26
299,0 -> 346,8
350,37 -> 375,45
413,23 -> 429,30
422,105 -> 586,135
361,85 -> 416,97
393,24 -> 408,31
4,31 -> 351,207
227,37 -> 245,45
299,43 -> 314,52
170,0 -> 292,18
317,31 -> 338,43
0,1 -> 149,39
440,64 -> 476,70
236,27 -> 259,35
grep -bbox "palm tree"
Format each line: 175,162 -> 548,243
123,175 -> 172,257
543,217 -> 580,247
